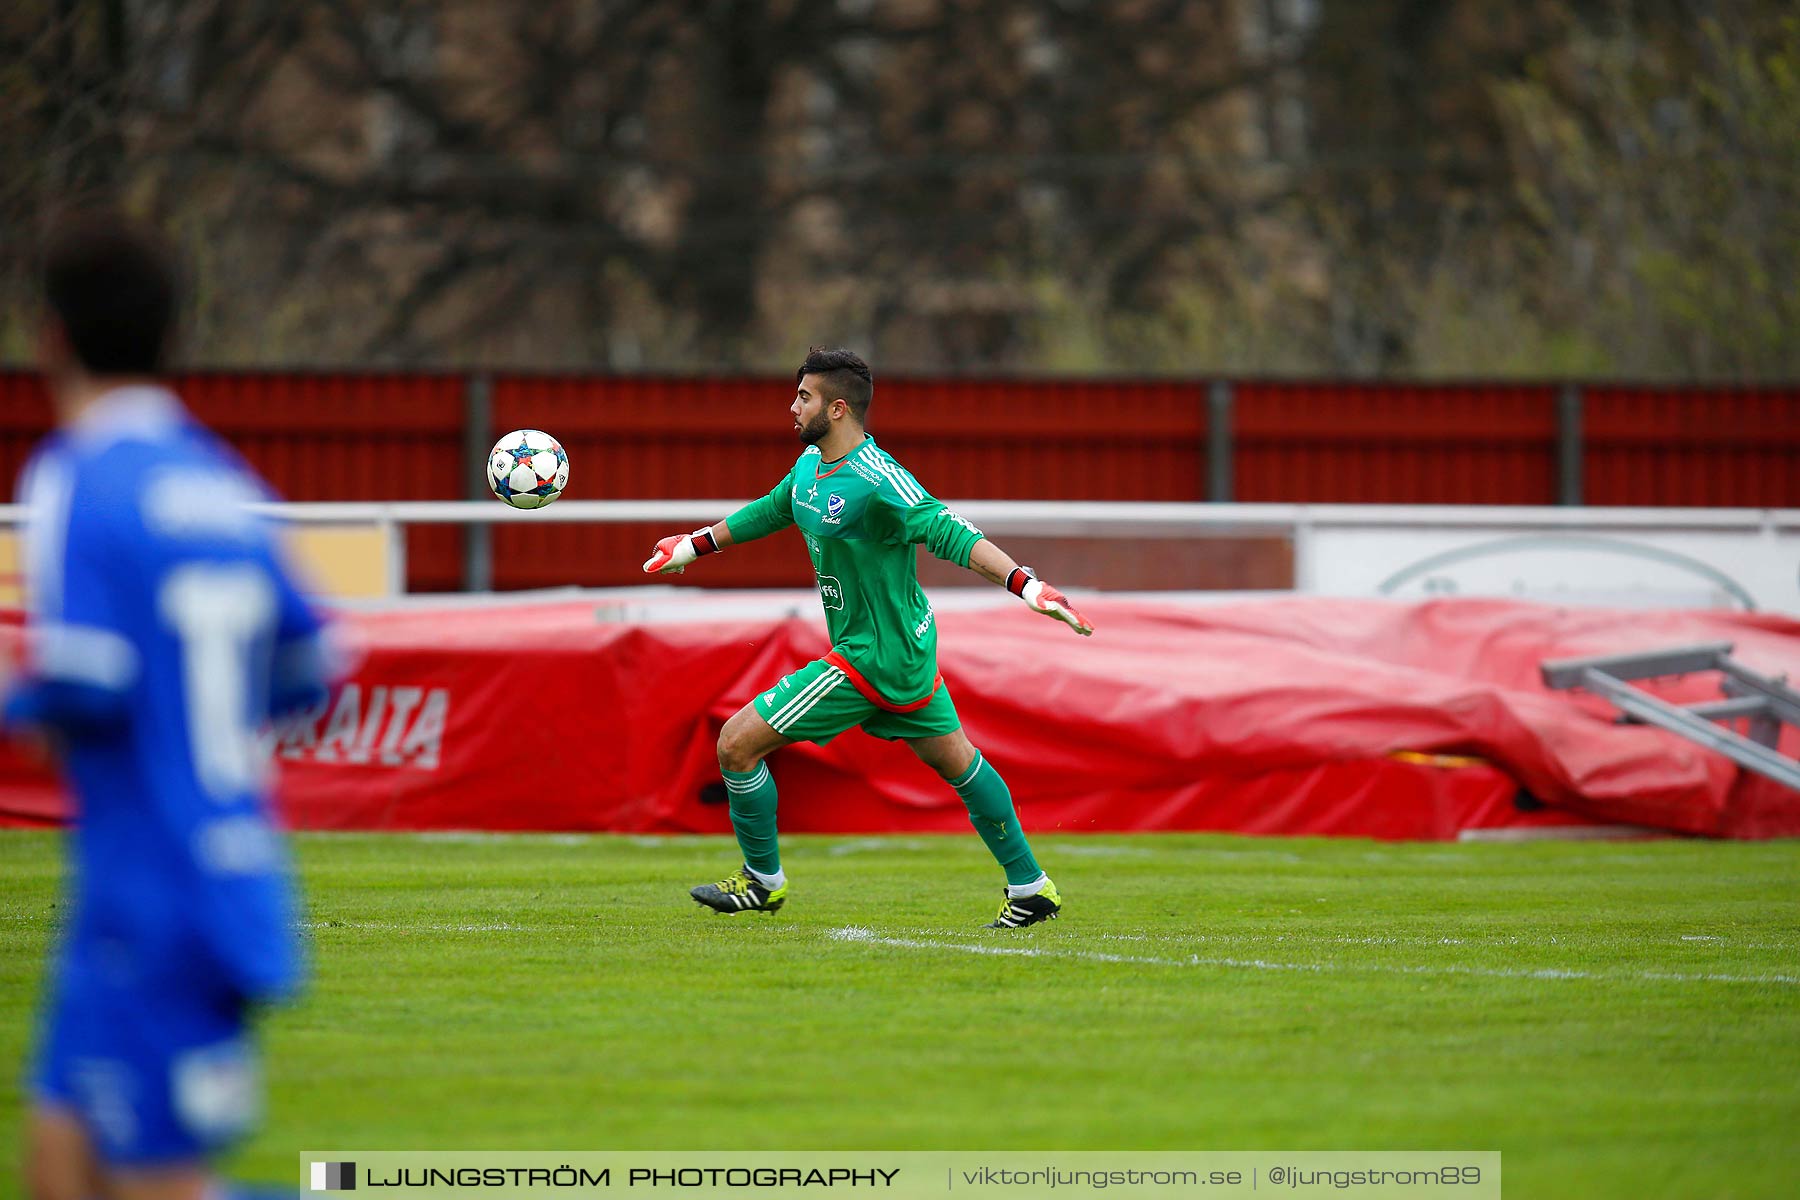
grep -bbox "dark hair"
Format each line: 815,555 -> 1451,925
795,346 -> 873,424
42,210 -> 179,375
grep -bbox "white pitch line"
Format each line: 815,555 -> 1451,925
299,921 -> 527,932
825,838 -> 939,856
826,927 -> 1800,987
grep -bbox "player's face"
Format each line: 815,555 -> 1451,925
38,317 -> 87,419
792,376 -> 838,445
38,317 -> 75,379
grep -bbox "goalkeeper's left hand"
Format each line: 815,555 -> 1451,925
1007,568 -> 1094,636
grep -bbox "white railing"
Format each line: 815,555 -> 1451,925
3,502 -> 1797,613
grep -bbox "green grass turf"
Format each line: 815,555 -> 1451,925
0,830 -> 1796,1198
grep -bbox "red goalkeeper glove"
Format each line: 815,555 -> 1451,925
643,527 -> 721,575
1007,567 -> 1094,636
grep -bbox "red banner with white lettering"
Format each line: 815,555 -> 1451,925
3,597 -> 1798,839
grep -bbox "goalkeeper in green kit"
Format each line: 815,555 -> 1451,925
643,348 -> 1094,928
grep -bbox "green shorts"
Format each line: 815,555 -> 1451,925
753,658 -> 962,745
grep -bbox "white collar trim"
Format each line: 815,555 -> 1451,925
71,385 -> 186,446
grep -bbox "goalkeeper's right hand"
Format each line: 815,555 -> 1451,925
643,527 -> 722,574
1007,567 -> 1095,636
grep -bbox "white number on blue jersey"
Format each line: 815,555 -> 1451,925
159,563 -> 276,800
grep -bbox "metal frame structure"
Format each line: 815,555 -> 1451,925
1541,642 -> 1800,792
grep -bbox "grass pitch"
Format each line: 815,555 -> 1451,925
0,830 -> 1796,1199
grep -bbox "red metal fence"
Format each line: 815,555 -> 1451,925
1232,381 -> 1563,504
4,370 -> 1797,591
1583,386 -> 1797,507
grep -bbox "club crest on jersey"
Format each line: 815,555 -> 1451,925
825,493 -> 846,523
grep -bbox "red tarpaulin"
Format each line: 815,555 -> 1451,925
3,595 -> 1797,839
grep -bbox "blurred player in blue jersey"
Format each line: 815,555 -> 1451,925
3,213 -> 335,1200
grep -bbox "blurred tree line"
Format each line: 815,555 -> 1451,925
2,0 -> 1796,378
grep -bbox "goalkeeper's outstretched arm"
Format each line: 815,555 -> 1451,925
644,477 -> 795,574
967,538 -> 1095,636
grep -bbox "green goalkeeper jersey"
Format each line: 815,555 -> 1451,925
726,436 -> 984,706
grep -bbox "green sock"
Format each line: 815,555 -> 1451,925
722,762 -> 781,876
949,750 -> 1042,886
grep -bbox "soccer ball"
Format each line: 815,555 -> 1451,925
488,429 -> 569,509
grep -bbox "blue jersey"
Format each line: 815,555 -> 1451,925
4,387 -> 330,1006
